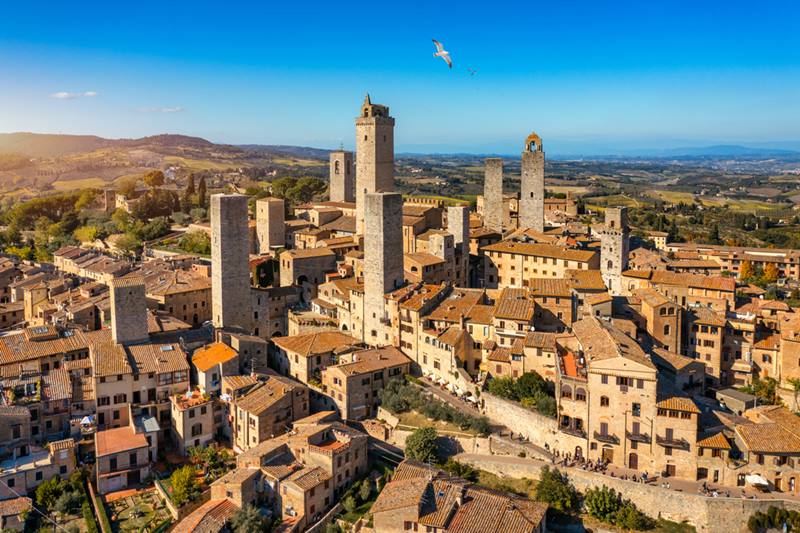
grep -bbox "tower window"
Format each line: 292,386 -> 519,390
364,135 -> 367,141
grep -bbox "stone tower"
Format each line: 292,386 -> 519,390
520,133 -> 545,232
600,206 -> 629,296
211,194 -> 252,331
255,197 -> 285,254
483,158 -> 504,231
355,94 -> 395,234
447,206 -> 470,286
110,275 -> 148,345
329,150 -> 355,203
364,192 -> 404,346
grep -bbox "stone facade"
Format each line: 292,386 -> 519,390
483,158 -> 504,231
211,194 -> 252,330
109,276 -> 148,345
355,95 -> 395,235
329,150 -> 354,203
519,133 -> 545,232
601,206 -> 629,296
364,192 -> 404,346
256,197 -> 285,254
447,206 -> 470,287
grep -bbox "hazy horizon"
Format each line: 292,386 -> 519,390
1,0 -> 798,154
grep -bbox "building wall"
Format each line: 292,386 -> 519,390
110,278 -> 148,345
483,158 -> 504,231
364,193 -> 404,346
256,198 -> 285,254
329,151 -> 355,203
96,445 -> 149,494
211,194 -> 252,330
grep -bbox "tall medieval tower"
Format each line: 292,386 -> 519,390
519,133 -> 545,232
355,94 -> 395,234
363,192 -> 404,346
255,197 -> 285,254
483,158 -> 504,231
211,193 -> 252,331
110,275 -> 148,345
600,206 -> 629,296
329,150 -> 354,203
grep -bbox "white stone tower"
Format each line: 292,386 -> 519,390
447,206 -> 470,286
255,197 -> 285,254
110,275 -> 149,345
355,94 -> 395,234
600,206 -> 629,296
520,133 -> 545,232
329,150 -> 355,203
483,158 -> 504,231
363,192 -> 404,346
211,194 -> 252,330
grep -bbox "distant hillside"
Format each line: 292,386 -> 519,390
0,132 -> 113,157
238,144 -> 330,160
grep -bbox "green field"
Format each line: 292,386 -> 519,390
52,177 -> 107,190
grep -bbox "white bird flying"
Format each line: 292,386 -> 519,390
432,39 -> 452,69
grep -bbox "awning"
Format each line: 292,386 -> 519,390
80,415 -> 94,425
437,377 -> 447,385
745,474 -> 769,486
446,383 -> 456,392
467,395 -> 478,404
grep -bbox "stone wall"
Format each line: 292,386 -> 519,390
483,158 -> 504,231
457,455 -> 800,533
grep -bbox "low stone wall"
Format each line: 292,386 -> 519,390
153,478 -> 179,520
390,428 -> 492,455
306,501 -> 343,533
457,454 -> 800,533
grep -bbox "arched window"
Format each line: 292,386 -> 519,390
607,260 -> 614,269
575,388 -> 586,402
560,385 -> 572,399
663,324 -> 671,336
334,160 -> 340,174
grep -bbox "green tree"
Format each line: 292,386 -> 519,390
359,478 -> 372,503
487,376 -> 518,401
117,178 -> 138,198
144,170 -> 166,189
533,466 -> 578,513
74,225 -> 100,243
75,189 -> 98,211
789,378 -> 800,411
169,466 -> 199,506
197,177 -> 208,208
35,476 -> 64,511
584,485 -> 621,522
404,427 -> 438,464
111,208 -> 132,232
229,504 -> 271,533
182,174 -> 197,213
708,224 -> 721,245
113,233 -> 141,257
342,495 -> 357,514
179,231 -> 211,255
54,490 -> 81,516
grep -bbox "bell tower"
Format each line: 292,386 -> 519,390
355,94 -> 395,234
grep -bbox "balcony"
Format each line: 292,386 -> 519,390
562,426 -> 586,438
594,431 -> 619,445
656,435 -> 690,450
626,431 -> 651,444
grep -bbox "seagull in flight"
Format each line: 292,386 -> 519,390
432,39 -> 452,69
468,68 -> 478,76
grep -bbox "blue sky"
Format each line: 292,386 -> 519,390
0,0 -> 798,154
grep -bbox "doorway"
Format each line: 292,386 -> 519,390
601,447 -> 614,464
628,453 -> 638,470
